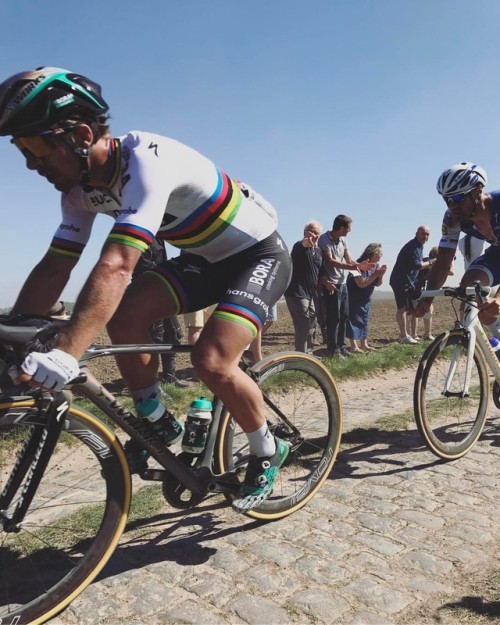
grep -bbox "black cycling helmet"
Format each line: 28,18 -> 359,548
0,67 -> 109,137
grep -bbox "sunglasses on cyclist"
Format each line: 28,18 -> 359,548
11,135 -> 56,158
11,126 -> 77,159
444,191 -> 471,205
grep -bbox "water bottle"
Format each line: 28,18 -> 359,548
489,336 -> 500,360
182,397 -> 213,454
136,398 -> 184,446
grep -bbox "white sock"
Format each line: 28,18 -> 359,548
131,385 -> 161,404
246,423 -> 276,457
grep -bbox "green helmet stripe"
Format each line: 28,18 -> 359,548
11,70 -> 106,120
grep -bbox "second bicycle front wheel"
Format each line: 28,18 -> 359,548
215,352 -> 342,521
414,330 -> 490,460
0,400 -> 131,625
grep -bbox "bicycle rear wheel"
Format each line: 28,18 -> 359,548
0,399 -> 131,625
414,330 -> 490,460
215,352 -> 342,520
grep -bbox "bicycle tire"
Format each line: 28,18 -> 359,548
413,330 -> 490,460
215,352 -> 342,520
0,399 -> 131,625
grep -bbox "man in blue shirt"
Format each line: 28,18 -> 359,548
389,225 -> 432,344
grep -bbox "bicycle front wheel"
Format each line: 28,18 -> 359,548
215,352 -> 342,520
414,330 -> 490,460
0,400 -> 131,625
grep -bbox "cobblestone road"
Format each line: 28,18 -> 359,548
53,370 -> 500,625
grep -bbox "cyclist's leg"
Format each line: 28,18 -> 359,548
107,271 -> 180,392
107,252 -> 214,393
191,233 -> 292,510
214,352 -> 342,520
192,314 -> 265,431
192,239 -> 290,433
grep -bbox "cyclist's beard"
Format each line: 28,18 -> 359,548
452,205 -> 475,221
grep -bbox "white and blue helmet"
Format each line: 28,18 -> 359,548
436,162 -> 487,197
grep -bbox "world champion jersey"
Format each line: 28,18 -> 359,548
439,190 -> 500,251
49,131 -> 278,263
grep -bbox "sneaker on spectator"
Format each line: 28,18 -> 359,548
161,373 -> 190,388
423,334 -> 435,341
332,349 -> 346,359
232,437 -> 290,513
411,335 -> 422,342
399,335 -> 418,345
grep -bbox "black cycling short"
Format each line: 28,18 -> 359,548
149,231 -> 291,338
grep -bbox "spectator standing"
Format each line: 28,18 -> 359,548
318,214 -> 374,358
389,225 -> 432,344
284,220 -> 323,353
347,243 -> 387,352
410,246 -> 454,341
133,238 -> 188,388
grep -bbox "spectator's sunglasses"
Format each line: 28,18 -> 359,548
444,191 -> 470,205
11,126 -> 77,159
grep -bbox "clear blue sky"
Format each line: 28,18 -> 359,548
1,0 -> 500,306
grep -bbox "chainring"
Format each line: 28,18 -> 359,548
161,452 -> 207,509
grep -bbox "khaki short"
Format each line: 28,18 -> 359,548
183,305 -> 216,328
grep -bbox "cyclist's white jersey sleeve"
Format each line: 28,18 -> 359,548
51,131 -> 277,263
438,208 -> 461,251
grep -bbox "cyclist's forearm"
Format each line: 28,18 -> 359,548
56,244 -> 141,359
56,265 -> 131,359
12,255 -> 72,315
425,261 -> 453,292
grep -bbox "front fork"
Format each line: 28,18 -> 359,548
440,328 -> 476,398
0,392 -> 70,531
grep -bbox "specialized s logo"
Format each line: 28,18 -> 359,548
148,141 -> 159,157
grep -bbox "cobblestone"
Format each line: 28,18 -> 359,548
50,372 -> 500,625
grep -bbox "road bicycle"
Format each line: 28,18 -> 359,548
0,314 -> 342,625
413,283 -> 500,460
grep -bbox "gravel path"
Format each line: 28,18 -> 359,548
50,365 -> 500,625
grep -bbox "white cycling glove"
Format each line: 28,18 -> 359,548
21,349 -> 81,391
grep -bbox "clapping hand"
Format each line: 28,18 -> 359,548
358,259 -> 377,272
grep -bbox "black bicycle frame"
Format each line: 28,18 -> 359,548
73,357 -> 241,496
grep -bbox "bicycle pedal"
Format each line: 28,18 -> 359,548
140,468 -> 167,481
